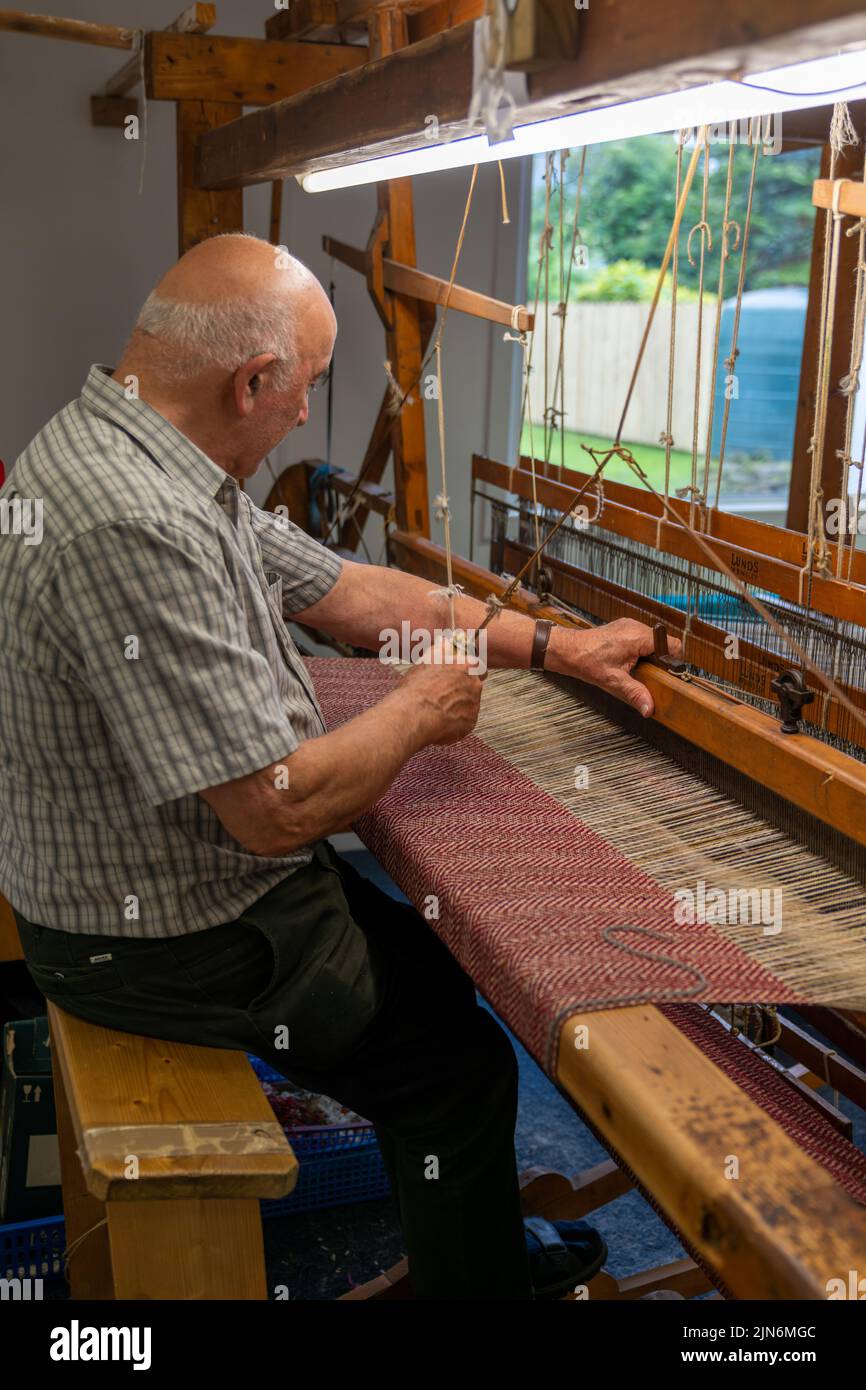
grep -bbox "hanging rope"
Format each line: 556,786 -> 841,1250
660,134 -> 685,503
798,103 -> 860,606
614,133 -> 707,447
687,129 -> 712,534
430,340 -> 461,631
702,133 -> 739,508
837,141 -> 866,581
713,130 -> 760,509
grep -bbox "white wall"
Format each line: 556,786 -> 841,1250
0,0 -> 525,560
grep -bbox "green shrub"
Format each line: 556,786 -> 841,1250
572,259 -> 715,303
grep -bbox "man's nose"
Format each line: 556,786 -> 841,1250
296,401 -> 309,428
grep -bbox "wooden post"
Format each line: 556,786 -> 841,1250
786,141 -> 863,534
369,7 -> 429,535
176,100 -> 244,255
106,1199 -> 267,1299
51,1039 -> 114,1299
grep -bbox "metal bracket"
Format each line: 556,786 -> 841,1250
770,668 -> 815,734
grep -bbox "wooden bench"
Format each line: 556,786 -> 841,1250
0,893 -> 23,961
47,1002 -> 298,1299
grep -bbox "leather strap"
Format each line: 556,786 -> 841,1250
530,619 -> 554,671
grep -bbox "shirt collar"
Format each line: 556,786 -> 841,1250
80,364 -> 233,502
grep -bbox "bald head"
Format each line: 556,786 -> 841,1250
115,234 -> 337,480
133,234 -> 334,390
155,233 -> 319,308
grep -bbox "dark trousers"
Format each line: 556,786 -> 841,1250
15,842 -> 532,1300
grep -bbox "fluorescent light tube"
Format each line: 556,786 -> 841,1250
299,48 -> 866,192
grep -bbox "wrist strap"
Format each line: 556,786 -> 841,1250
530,619 -> 554,671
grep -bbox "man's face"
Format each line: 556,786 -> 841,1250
236,290 -> 336,479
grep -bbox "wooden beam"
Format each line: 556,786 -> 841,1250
337,0 -> 447,17
787,142 -> 865,532
323,234 -> 534,330
407,0 -> 482,44
778,99 -> 866,146
388,531 -> 866,849
197,0 -> 866,188
370,7 -> 429,536
812,175 -> 866,217
198,21 -> 475,188
146,31 -> 367,106
556,1005 -> 866,1299
0,10 -> 136,48
266,0 -> 354,43
269,0 -> 444,35
269,180 -> 283,245
338,389 -> 394,549
177,101 -> 244,254
512,455 -> 866,587
473,453 -> 866,625
103,3 -> 215,101
90,94 -> 138,128
504,0 -> 580,73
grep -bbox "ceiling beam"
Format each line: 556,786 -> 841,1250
145,30 -> 367,106
199,20 -> 474,188
197,0 -> 866,190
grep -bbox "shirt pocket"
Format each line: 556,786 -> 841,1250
264,571 -> 284,620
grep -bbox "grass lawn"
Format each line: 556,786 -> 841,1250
520,424 -> 698,494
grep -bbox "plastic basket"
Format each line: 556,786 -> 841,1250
248,1055 -> 391,1217
1,1213 -> 65,1281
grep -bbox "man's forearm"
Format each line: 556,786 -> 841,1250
201,677 -> 442,857
299,558 -> 573,671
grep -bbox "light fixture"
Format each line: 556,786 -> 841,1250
299,48 -> 866,192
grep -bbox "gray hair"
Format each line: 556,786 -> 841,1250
135,284 -> 300,389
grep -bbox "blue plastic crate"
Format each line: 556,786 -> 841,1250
248,1056 -> 391,1217
248,1054 -> 291,1086
262,1125 -> 390,1218
1,1213 -> 65,1281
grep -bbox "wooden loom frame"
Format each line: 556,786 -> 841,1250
5,0 -> 866,1300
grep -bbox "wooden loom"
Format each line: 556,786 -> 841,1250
6,0 -> 866,1301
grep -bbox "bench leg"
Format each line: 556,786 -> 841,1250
51,1039 -> 114,1298
105,1198 -> 268,1299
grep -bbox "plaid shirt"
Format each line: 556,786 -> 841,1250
0,365 -> 342,938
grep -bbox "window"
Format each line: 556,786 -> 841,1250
521,133 -> 822,523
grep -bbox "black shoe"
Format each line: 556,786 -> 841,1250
524,1216 -> 608,1300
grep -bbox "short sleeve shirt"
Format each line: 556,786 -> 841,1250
0,365 -> 342,937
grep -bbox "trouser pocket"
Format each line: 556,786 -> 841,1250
165,921 -> 277,1012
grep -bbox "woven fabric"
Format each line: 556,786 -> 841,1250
308,657 -> 796,1074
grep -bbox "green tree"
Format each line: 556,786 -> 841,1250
527,136 -> 819,302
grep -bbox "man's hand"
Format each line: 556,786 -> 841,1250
401,657 -> 484,746
549,618 -> 681,719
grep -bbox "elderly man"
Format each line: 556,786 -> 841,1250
0,234 -> 665,1300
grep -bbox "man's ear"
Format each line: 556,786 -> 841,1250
233,353 -> 277,417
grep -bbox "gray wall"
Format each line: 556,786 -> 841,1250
0,0 -> 526,558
